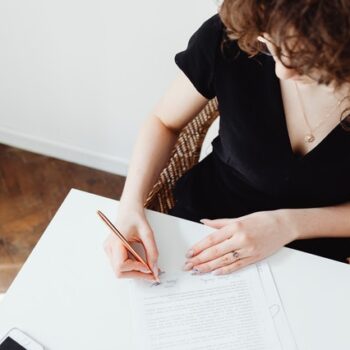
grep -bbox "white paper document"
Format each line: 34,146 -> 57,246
129,261 -> 296,350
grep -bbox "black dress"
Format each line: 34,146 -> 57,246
168,14 -> 350,263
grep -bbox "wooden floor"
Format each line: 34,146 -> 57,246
0,144 -> 125,293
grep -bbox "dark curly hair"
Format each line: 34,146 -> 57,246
218,0 -> 350,129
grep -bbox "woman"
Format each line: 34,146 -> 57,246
104,1 -> 350,282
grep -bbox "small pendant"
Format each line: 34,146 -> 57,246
304,134 -> 315,143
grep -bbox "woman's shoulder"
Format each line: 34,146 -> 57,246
197,14 -> 224,36
195,14 -> 252,62
180,14 -> 246,64
183,14 -> 225,52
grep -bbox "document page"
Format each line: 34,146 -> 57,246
129,261 -> 296,350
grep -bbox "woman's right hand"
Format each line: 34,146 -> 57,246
103,202 -> 159,282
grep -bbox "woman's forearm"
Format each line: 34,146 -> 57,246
281,201 -> 350,240
120,114 -> 179,207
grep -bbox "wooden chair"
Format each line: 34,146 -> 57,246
144,97 -> 219,213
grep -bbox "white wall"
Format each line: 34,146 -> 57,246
0,1 -> 216,176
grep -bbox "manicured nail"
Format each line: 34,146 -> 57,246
186,250 -> 194,258
152,263 -> 160,282
141,267 -> 152,273
200,218 -> 210,223
212,269 -> 221,275
182,262 -> 193,271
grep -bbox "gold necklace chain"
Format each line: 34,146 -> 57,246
294,81 -> 342,143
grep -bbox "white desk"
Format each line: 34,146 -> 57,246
0,189 -> 349,349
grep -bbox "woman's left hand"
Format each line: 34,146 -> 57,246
183,209 -> 298,275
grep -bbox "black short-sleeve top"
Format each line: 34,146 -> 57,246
174,14 -> 350,214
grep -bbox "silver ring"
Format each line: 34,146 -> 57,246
232,251 -> 239,259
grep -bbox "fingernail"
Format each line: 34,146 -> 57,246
200,218 -> 209,223
212,269 -> 221,275
141,267 -> 151,273
186,250 -> 194,258
152,263 -> 159,280
182,262 -> 193,271
191,268 -> 201,275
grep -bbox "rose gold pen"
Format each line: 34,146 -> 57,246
97,210 -> 160,283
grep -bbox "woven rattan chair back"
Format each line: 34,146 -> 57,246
144,97 -> 219,213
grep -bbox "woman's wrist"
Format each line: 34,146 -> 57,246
275,208 -> 302,242
119,194 -> 145,213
